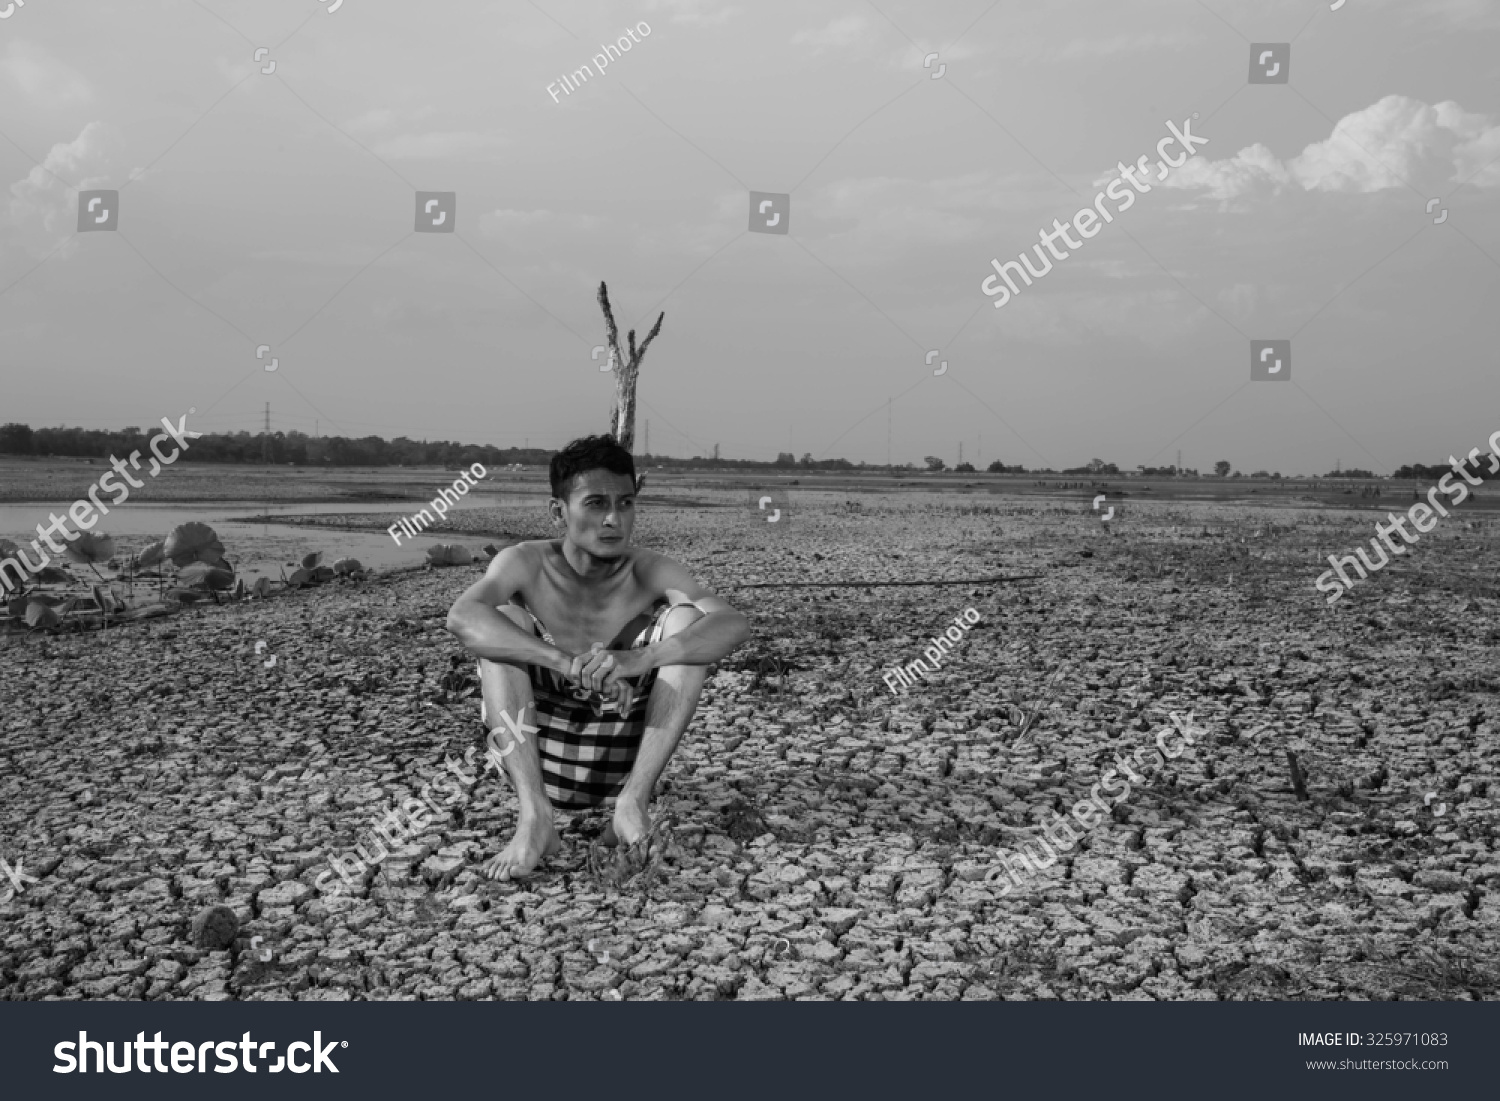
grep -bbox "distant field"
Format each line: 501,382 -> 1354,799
0,458 -> 528,505
7,455 -> 1489,516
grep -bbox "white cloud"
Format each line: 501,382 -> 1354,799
0,40 -> 91,106
7,121 -> 123,258
1164,95 -> 1500,201
792,16 -> 871,52
1161,142 -> 1291,205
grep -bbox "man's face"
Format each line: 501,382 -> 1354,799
556,468 -> 636,557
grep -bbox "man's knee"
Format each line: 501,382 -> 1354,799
477,606 -> 533,678
660,603 -> 704,637
496,603 -> 530,630
477,605 -> 535,717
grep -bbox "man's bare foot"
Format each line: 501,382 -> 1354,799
481,814 -> 561,881
607,793 -> 651,848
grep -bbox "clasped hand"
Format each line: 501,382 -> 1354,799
564,643 -> 651,710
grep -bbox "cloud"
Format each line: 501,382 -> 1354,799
643,0 -> 738,27
0,40 -> 91,106
345,108 -> 398,135
1165,95 -> 1500,202
343,106 -> 437,136
1158,142 -> 1291,204
1216,281 -> 1260,319
479,208 -> 605,238
792,16 -> 871,52
368,130 -> 509,162
1362,0 -> 1500,29
339,108 -> 496,162
1052,28 -> 1202,61
7,121 -> 123,258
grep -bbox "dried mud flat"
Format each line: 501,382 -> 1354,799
2,489 -> 1497,1002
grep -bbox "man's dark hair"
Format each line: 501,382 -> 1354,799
550,434 -> 637,500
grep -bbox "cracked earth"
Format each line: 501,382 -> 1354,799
2,486 -> 1497,1000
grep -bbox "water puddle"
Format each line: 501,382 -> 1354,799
0,498 -> 506,577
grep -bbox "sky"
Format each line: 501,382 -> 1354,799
1,0 -> 1498,475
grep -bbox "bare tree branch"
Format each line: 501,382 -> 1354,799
596,282 -> 665,453
637,312 -> 665,360
597,282 -> 625,365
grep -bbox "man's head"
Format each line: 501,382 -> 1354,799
548,434 -> 638,557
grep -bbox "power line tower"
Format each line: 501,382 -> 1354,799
263,402 -> 270,464
644,420 -> 650,457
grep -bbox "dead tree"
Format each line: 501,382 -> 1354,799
596,281 -> 664,454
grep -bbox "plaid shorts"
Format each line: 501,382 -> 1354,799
478,601 -> 694,809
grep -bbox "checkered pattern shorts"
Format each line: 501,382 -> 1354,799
478,601 -> 693,809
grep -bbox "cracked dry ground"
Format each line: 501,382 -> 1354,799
2,491 -> 1497,1001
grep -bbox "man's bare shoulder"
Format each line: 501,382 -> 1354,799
499,538 -> 563,559
485,539 -> 553,580
631,547 -> 710,596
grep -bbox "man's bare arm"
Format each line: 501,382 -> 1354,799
641,552 -> 750,669
445,545 -> 572,674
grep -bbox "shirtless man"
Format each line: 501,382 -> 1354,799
445,434 -> 751,881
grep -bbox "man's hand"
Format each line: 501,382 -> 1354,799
574,645 -> 652,689
568,644 -> 651,709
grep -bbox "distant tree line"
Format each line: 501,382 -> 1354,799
0,422 -> 545,469
1392,459 -> 1496,482
11,419 -> 1489,481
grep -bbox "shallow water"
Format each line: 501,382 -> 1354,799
0,498 -> 503,577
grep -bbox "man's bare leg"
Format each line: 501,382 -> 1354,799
606,604 -> 708,847
477,605 -> 560,881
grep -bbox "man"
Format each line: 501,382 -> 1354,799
445,434 -> 751,881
